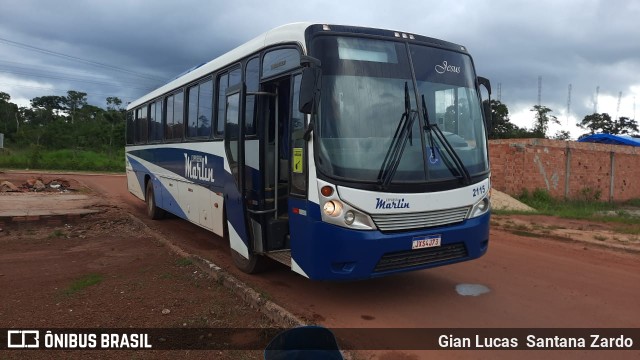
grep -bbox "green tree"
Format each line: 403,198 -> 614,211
0,92 -> 19,139
65,90 -> 88,124
553,130 -> 571,140
29,95 -> 66,125
612,116 -> 638,134
530,105 -> 559,138
579,113 -> 638,136
489,100 -> 534,139
106,96 -> 123,111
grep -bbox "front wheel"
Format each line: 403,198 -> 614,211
231,248 -> 269,274
145,180 -> 165,220
224,209 -> 269,274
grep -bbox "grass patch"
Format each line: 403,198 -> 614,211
510,230 -> 545,238
624,199 -> 640,207
48,229 -> 65,238
175,258 -> 193,267
0,148 -> 124,172
159,273 -> 174,280
64,273 -> 103,296
612,225 -> 640,235
512,188 -> 640,226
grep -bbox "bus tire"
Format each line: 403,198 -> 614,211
231,248 -> 269,274
145,180 -> 165,220
224,209 -> 268,274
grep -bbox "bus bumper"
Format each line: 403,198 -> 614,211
290,205 -> 490,281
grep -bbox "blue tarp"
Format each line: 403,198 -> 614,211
578,134 -> 640,147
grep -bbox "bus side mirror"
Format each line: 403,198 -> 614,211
477,76 -> 493,135
477,76 -> 491,96
299,56 -> 322,114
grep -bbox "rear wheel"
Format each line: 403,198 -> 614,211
145,180 -> 165,220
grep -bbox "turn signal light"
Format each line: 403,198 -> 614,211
321,186 -> 334,197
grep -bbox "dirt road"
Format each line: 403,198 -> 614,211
0,174 -> 273,359
66,174 -> 640,359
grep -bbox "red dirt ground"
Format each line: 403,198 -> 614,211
0,175 -> 274,359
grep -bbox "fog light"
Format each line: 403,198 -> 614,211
323,200 -> 342,217
477,198 -> 489,211
344,210 -> 355,225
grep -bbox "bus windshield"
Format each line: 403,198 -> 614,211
312,36 -> 488,185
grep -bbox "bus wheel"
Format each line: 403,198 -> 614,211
231,248 -> 269,274
224,210 -> 268,274
145,180 -> 165,220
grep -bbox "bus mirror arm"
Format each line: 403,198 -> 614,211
477,76 -> 493,135
303,121 -> 314,142
300,55 -> 321,68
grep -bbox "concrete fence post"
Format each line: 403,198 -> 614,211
609,151 -> 615,202
564,147 -> 571,198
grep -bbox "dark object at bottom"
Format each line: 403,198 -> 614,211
264,326 -> 343,360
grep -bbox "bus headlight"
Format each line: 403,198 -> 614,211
344,210 -> 356,225
323,200 -> 343,217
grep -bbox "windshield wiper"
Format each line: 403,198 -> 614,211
421,94 -> 471,185
378,82 -> 417,190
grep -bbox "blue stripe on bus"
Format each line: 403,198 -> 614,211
126,155 -> 188,219
128,148 -> 225,192
127,148 -> 251,250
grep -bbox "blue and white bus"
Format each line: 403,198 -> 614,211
125,23 -> 493,280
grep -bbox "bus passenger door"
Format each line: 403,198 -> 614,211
241,74 -> 294,267
223,85 -> 254,263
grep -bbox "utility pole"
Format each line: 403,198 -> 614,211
497,83 -> 502,102
537,76 -> 542,106
566,84 -> 572,125
594,86 -> 600,114
616,91 -> 622,120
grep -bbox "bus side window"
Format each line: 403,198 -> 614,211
216,74 -> 229,137
126,110 -> 134,145
149,100 -> 162,142
244,57 -> 259,136
135,107 -> 148,144
165,95 -> 174,139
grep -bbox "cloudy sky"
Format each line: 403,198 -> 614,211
1,0 -> 639,138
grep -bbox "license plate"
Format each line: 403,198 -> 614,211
412,235 -> 441,250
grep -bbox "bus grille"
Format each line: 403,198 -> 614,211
374,243 -> 467,273
370,206 -> 471,232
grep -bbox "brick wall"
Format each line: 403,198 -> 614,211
489,139 -> 640,201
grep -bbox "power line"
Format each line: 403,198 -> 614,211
0,69 -> 154,92
0,59 -> 159,85
0,36 -> 166,83
0,82 -> 137,103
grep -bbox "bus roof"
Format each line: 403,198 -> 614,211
127,22 -> 312,110
127,22 -> 468,110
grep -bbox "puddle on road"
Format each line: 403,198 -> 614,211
456,284 -> 490,296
